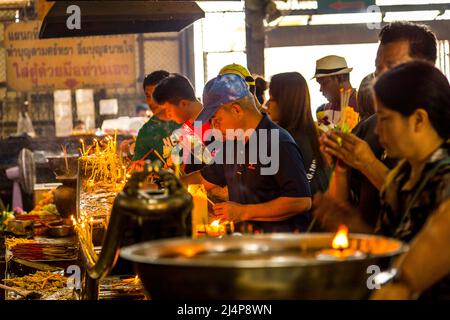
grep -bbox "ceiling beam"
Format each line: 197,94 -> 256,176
266,20 -> 450,47
282,3 -> 450,16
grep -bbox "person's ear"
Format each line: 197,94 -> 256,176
179,99 -> 189,109
412,108 -> 428,133
230,103 -> 243,118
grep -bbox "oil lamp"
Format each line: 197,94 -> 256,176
316,225 -> 364,260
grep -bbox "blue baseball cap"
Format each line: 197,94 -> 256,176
196,73 -> 251,123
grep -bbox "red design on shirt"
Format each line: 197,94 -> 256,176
176,121 -> 212,170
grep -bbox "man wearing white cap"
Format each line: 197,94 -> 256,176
313,55 -> 357,124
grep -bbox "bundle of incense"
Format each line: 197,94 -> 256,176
5,238 -> 36,248
4,271 -> 68,292
340,88 -> 352,110
9,243 -> 77,261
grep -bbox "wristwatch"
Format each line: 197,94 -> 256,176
388,268 -> 403,284
373,268 -> 402,287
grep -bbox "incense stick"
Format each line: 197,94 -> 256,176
206,197 -> 215,206
61,145 -> 69,175
153,150 -> 167,165
306,216 -> 316,233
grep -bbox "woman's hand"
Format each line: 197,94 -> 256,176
321,132 -> 376,173
319,133 -> 349,172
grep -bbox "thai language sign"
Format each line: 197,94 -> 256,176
4,21 -> 136,91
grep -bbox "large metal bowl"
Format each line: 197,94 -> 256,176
120,233 -> 407,299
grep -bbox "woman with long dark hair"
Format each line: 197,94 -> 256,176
267,72 -> 330,194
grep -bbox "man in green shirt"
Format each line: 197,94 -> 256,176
132,70 -> 180,162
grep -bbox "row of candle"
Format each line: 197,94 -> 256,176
71,213 -> 94,251
187,184 -> 234,238
79,132 -> 128,185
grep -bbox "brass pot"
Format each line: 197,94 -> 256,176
54,179 -> 77,219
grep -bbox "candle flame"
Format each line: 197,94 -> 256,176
210,219 -> 220,228
332,225 -> 349,249
183,248 -> 196,257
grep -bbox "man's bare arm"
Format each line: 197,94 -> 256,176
213,197 -> 311,222
244,197 -> 312,221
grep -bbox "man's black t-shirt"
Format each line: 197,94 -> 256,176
201,114 -> 312,233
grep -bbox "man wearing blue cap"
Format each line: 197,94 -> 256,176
182,73 -> 312,233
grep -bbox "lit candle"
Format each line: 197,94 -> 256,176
188,184 -> 208,238
94,139 -> 100,154
332,225 -> 349,249
206,219 -> 225,237
81,222 -> 86,243
89,217 -> 94,247
114,129 -> 117,150
80,139 -> 86,155
316,225 -> 364,260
